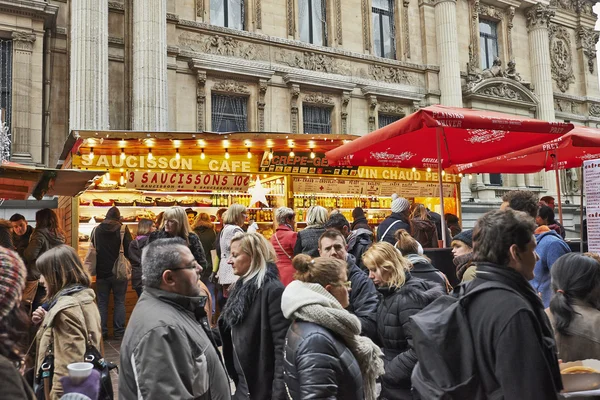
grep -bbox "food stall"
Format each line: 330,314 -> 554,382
57,131 -> 462,257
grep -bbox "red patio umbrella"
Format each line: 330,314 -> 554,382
325,105 -> 574,245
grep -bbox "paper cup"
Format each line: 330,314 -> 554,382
67,362 -> 93,384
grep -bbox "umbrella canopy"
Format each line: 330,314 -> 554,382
448,127 -> 600,174
325,105 -> 573,169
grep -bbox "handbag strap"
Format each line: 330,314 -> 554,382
118,225 -> 126,253
274,233 -> 292,260
381,219 -> 402,243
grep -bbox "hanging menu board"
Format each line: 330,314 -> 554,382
584,159 -> 600,253
293,177 -> 455,197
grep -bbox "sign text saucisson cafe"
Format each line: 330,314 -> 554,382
126,171 -> 251,191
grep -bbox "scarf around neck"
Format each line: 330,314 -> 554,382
281,280 -> 384,400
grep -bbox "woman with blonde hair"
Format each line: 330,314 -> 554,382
149,206 -> 209,280
32,245 -> 103,400
362,242 -> 444,400
282,254 -> 384,400
217,203 -> 247,287
219,232 -> 289,399
293,205 -> 328,257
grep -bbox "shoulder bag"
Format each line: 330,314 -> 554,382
112,225 -> 131,281
274,233 -> 292,260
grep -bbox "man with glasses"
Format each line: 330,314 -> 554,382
318,230 -> 379,340
119,238 -> 230,400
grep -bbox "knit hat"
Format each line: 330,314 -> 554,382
391,193 -> 410,214
452,229 -> 473,248
352,207 -> 366,220
0,246 -> 27,321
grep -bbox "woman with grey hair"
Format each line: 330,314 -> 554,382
219,232 -> 289,399
293,205 -> 328,258
270,207 -> 297,286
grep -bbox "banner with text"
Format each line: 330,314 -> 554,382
126,171 -> 251,191
260,152 -> 358,175
293,177 -> 456,197
584,159 -> 600,253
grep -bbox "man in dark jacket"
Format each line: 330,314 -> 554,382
378,194 -> 411,245
119,238 -> 230,400
327,212 -> 373,271
91,206 -> 132,339
9,213 -> 32,258
464,209 -> 563,399
319,229 -> 379,340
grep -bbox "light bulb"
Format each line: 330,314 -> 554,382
89,148 -> 94,160
310,149 -> 315,159
175,148 -> 180,160
225,149 -> 230,159
468,174 -> 473,180
289,149 -> 295,157
247,148 -> 252,159
442,171 -> 445,176
427,167 -> 431,172
200,148 -> 206,160
268,149 -> 273,160
120,148 -> 125,160
119,173 -> 125,186
458,173 -> 463,178
148,148 -> 153,160
412,167 -> 416,172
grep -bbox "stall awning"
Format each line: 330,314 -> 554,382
0,162 -> 102,200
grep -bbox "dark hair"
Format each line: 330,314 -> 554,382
473,209 -> 536,266
0,220 -> 13,250
537,205 -> 556,225
540,196 -> 555,203
0,306 -> 30,362
394,229 -> 420,255
9,213 -> 25,222
549,253 -> 600,335
105,206 -> 121,221
318,229 -> 347,248
35,208 -> 63,237
324,213 -> 350,233
445,213 -> 459,225
292,254 -> 346,288
502,190 -> 539,219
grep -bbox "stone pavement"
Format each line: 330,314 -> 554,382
103,338 -> 122,399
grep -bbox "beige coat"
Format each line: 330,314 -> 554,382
546,300 -> 600,362
35,288 -> 102,400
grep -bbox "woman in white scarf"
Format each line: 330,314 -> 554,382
281,254 -> 384,400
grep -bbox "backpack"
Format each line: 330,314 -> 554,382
348,233 -> 373,271
409,281 -> 518,400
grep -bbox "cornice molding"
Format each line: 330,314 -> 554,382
0,0 -> 58,29
188,55 -> 275,80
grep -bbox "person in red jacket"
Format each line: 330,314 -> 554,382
270,207 -> 297,286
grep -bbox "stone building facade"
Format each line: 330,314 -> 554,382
1,0 -> 599,233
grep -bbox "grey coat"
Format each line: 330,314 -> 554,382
119,287 -> 230,400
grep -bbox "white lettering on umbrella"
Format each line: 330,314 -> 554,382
465,129 -> 507,145
370,151 -> 416,163
579,153 -> 600,161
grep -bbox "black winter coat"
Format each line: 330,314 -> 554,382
377,213 -> 411,245
12,225 -> 33,259
194,225 -> 216,255
293,226 -> 326,257
347,254 -> 379,341
283,320 -> 364,400
127,235 -> 149,291
347,228 -> 373,272
148,229 -> 209,280
219,264 -> 289,400
405,254 -> 449,291
91,220 -> 132,279
376,274 -> 444,400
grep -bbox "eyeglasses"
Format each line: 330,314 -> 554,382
168,261 -> 199,272
333,280 -> 352,289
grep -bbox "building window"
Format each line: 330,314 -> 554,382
479,20 -> 498,69
0,40 -> 12,155
303,105 -> 331,134
210,0 -> 244,30
489,174 -> 503,186
299,0 -> 327,45
372,0 -> 395,59
211,94 -> 248,132
378,113 -> 401,128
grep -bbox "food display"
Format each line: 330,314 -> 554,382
560,360 -> 600,393
562,366 -> 600,374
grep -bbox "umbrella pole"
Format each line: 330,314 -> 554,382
436,127 -> 447,247
555,167 -> 564,226
580,166 -> 584,253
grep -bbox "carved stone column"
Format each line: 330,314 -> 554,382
434,0 -> 462,107
402,0 -> 411,59
196,71 -> 207,131
258,79 -> 268,132
467,0 -> 480,75
368,95 -> 377,132
70,0 -> 109,131
341,91 -> 350,134
133,0 -> 168,131
10,32 -> 36,162
516,174 -> 526,188
290,84 -> 300,134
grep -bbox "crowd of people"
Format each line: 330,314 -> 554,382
0,189 -> 598,399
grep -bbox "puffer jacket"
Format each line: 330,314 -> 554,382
405,253 -> 449,291
148,229 -> 209,280
376,274 -> 445,400
346,254 -> 379,340
283,320 -> 364,400
270,224 -> 298,286
91,220 -> 132,279
293,226 -> 326,258
35,287 -> 102,400
23,228 -> 65,280
377,213 -> 411,245
347,228 -> 373,272
410,218 -> 439,248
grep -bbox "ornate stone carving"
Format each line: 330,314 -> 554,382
335,0 -> 343,45
366,65 -> 417,85
303,92 -> 334,105
403,0 -> 411,59
341,91 -> 350,134
290,84 -> 300,134
196,71 -> 207,131
379,102 -> 406,115
256,0 -> 262,29
576,0 -> 594,16
368,95 -> 377,132
589,103 -> 600,118
196,0 -> 203,18
412,101 -> 422,113
212,80 -> 251,94
178,33 -> 267,61
506,7 -> 515,61
258,79 -> 268,132
549,24 -> 575,93
467,0 -> 480,75
362,0 -> 370,52
478,3 -> 503,19
477,83 -> 522,100
276,51 -> 349,74
11,32 -> 36,52
576,27 -> 599,74
467,58 -> 526,90
287,0 -> 295,37
550,0 -> 576,13
554,98 -> 580,114
526,4 -> 555,31
466,78 -> 538,107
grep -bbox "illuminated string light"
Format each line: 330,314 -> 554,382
225,149 -> 230,159
200,148 -> 206,160
412,167 -> 416,172
268,148 -> 274,160
147,148 -> 153,160
89,147 -> 94,160
310,149 -> 315,159
427,167 -> 431,172
120,148 -> 125,160
289,148 -> 295,157
175,148 -> 180,160
247,148 -> 252,159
